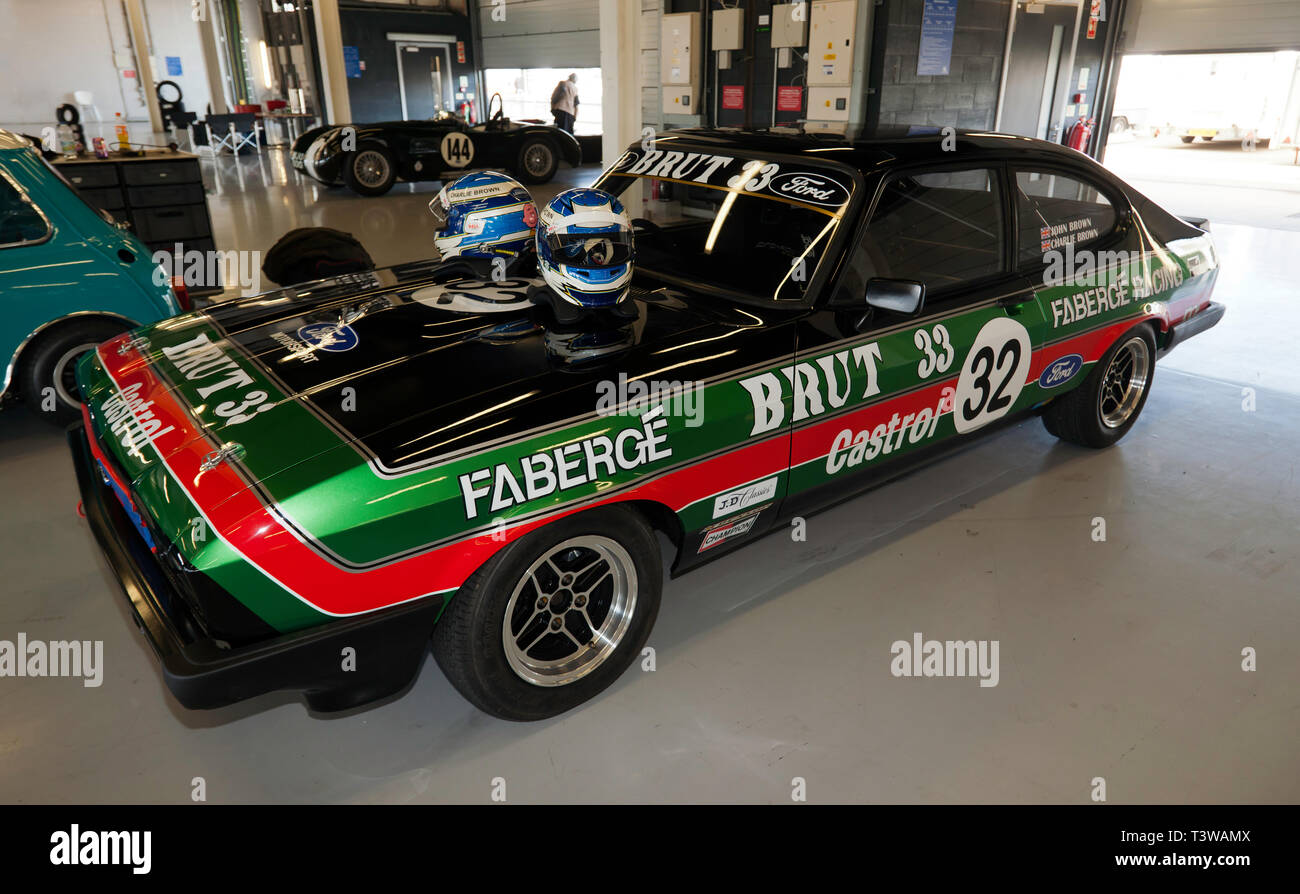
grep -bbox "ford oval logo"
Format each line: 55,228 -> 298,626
298,322 -> 359,352
768,171 -> 851,207
1039,354 -> 1083,388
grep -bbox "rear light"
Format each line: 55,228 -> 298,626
170,275 -> 192,311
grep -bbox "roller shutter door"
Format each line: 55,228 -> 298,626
1125,0 -> 1300,54
475,0 -> 600,69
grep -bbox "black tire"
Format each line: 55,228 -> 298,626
1042,324 -> 1156,449
344,142 -> 397,196
155,79 -> 183,105
515,136 -> 559,184
1180,135 -> 1195,143
1110,116 -> 1129,134
432,505 -> 662,721
262,226 -> 375,286
20,318 -> 131,426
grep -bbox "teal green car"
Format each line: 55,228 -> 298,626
0,129 -> 183,425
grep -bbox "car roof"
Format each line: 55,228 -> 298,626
0,129 -> 34,152
651,126 -> 1094,174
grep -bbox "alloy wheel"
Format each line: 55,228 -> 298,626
1098,336 -> 1151,428
501,535 -> 637,687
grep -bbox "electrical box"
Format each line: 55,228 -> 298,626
712,7 -> 744,52
770,3 -> 808,48
807,0 -> 857,87
661,12 -> 699,85
777,46 -> 793,69
661,11 -> 702,116
808,87 -> 851,121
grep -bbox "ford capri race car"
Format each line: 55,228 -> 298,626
292,103 -> 581,196
69,129 -> 1223,720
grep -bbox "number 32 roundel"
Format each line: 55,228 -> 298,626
952,317 -> 1033,434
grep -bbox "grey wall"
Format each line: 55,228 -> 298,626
875,0 -> 1011,130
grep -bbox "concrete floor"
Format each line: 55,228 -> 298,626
1104,136 -> 1300,232
0,149 -> 1296,804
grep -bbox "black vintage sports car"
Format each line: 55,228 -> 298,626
291,102 -> 581,196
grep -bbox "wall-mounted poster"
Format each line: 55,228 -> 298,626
917,0 -> 958,77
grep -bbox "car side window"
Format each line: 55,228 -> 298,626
836,167 -> 1004,303
0,173 -> 50,247
1014,169 -> 1116,267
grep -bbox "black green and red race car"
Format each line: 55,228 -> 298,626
291,102 -> 581,196
69,128 -> 1223,720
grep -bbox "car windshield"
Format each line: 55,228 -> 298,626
595,148 -> 853,302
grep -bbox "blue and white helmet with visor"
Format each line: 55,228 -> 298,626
536,188 -> 635,308
430,171 -> 538,259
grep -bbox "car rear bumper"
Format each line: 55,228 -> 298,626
68,421 -> 445,712
1160,301 -> 1225,357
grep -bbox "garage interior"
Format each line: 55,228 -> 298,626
1,0 -> 1297,805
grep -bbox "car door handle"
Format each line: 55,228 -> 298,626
996,291 -> 1035,308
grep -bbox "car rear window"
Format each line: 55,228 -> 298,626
1014,169 -> 1116,266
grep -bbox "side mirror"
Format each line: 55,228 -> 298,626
865,278 -> 925,315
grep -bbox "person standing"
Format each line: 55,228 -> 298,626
550,73 -> 579,134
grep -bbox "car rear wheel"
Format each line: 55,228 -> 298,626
1180,136 -> 1195,143
515,137 -> 559,184
1042,324 -> 1156,448
20,318 -> 131,426
431,505 -> 662,720
344,143 -> 397,196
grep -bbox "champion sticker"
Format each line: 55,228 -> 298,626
698,506 -> 765,553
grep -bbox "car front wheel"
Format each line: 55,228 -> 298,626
432,505 -> 662,720
344,143 -> 397,196
1042,324 -> 1156,448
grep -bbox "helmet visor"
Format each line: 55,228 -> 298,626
545,231 -> 633,267
428,197 -> 450,232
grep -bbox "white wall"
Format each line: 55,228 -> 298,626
0,0 -> 132,126
0,0 -> 218,130
143,0 -> 215,117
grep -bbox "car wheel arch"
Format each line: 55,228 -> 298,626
7,311 -> 136,399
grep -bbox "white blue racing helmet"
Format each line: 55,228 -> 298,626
430,171 -> 538,259
536,188 -> 635,308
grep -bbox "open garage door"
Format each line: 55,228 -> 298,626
474,0 -> 600,69
1125,0 -> 1300,54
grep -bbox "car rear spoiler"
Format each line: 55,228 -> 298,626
1180,215 -> 1211,232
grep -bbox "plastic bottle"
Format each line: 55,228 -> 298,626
114,113 -> 130,151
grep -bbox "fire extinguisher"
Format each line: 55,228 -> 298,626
459,99 -> 476,124
1066,117 -> 1095,153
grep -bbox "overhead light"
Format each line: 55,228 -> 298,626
259,40 -> 274,89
